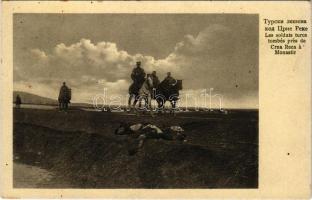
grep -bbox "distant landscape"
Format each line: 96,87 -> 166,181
13,91 -> 58,105
13,91 -> 93,108
13,91 -> 258,112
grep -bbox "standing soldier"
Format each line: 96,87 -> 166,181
131,61 -> 146,86
15,94 -> 22,109
58,82 -> 71,112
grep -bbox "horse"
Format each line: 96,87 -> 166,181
154,80 -> 182,114
128,81 -> 143,109
128,75 -> 154,113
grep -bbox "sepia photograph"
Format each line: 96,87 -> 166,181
12,13 -> 259,188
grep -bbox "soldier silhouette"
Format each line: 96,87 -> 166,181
131,61 -> 146,86
163,72 -> 177,87
58,82 -> 71,112
15,94 -> 22,109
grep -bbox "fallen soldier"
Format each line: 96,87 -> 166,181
115,123 -> 187,155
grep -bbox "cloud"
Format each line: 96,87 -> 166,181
14,24 -> 258,108
173,25 -> 233,57
158,24 -> 258,99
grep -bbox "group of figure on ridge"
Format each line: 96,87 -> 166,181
15,61 -> 181,113
128,61 -> 181,112
14,83 -> 71,111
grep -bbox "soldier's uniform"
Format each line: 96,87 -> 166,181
151,74 -> 160,87
131,66 -> 146,85
58,84 -> 71,111
163,76 -> 177,86
15,95 -> 22,108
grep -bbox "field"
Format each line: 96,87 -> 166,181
13,107 -> 258,188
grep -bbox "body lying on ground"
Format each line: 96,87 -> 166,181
115,123 -> 186,155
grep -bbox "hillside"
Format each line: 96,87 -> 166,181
13,91 -> 58,105
13,91 -> 93,108
13,108 -> 258,188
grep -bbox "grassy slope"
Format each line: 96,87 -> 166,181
13,91 -> 58,105
13,91 -> 93,108
13,108 -> 258,188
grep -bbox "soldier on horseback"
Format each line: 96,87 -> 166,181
156,72 -> 182,114
131,61 -> 146,86
151,71 -> 160,87
128,61 -> 147,110
162,72 -> 177,87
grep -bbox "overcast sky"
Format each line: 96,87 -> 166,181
14,14 -> 258,108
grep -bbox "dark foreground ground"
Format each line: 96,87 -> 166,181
13,108 -> 258,188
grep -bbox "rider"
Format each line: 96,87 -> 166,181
151,71 -> 160,87
131,61 -> 146,85
162,72 -> 177,87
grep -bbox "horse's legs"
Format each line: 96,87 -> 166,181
141,95 -> 149,110
132,95 -> 136,106
170,101 -> 176,115
133,96 -> 143,116
133,94 -> 139,106
140,96 -> 147,114
128,94 -> 132,108
64,103 -> 68,112
158,101 -> 162,113
128,94 -> 137,111
156,99 -> 164,113
132,96 -> 139,115
138,98 -> 142,109
147,95 -> 154,117
146,95 -> 151,110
